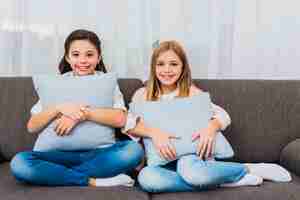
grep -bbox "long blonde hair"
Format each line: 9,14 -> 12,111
146,40 -> 192,101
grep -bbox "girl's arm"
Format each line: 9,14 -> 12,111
28,101 -> 86,134
123,87 -> 152,138
125,87 -> 177,160
128,117 -> 178,160
78,85 -> 127,128
82,107 -> 126,128
211,103 -> 231,130
192,117 -> 223,159
27,105 -> 60,133
125,87 -> 173,138
190,85 -> 232,158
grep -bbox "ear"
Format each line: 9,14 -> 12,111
65,55 -> 75,71
65,55 -> 71,65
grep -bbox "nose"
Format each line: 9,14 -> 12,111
79,55 -> 88,64
164,64 -> 172,73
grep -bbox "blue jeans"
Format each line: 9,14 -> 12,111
138,154 -> 247,193
10,140 -> 143,186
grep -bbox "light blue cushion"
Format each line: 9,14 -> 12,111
129,93 -> 234,166
32,73 -> 117,151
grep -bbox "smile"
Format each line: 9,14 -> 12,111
159,74 -> 176,80
75,65 -> 91,70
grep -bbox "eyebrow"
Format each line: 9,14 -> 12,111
70,50 -> 96,53
157,60 -> 179,63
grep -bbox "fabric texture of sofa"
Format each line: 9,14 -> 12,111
0,77 -> 300,200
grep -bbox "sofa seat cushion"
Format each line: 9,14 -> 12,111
0,162 -> 150,200
152,174 -> 300,200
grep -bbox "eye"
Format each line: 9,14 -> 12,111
156,61 -> 164,66
87,53 -> 94,57
170,62 -> 178,66
71,53 -> 79,57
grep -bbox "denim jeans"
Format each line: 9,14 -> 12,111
10,140 -> 143,186
138,154 -> 247,193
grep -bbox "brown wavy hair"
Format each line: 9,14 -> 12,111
146,40 -> 192,101
58,29 -> 107,74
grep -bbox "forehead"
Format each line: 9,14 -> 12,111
69,40 -> 97,51
157,50 -> 181,62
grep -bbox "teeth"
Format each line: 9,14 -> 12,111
161,75 -> 173,79
77,66 -> 90,69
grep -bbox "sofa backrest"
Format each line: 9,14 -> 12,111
0,77 -> 37,161
0,77 -> 299,163
0,77 -> 143,161
194,79 -> 300,163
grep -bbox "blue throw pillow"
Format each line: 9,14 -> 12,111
32,73 -> 117,151
129,93 -> 234,166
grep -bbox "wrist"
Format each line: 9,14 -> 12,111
148,127 -> 160,139
63,114 -> 79,123
209,119 -> 221,133
54,104 -> 63,114
80,106 -> 91,120
48,105 -> 61,118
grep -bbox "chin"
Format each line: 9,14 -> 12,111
158,79 -> 177,86
77,71 -> 94,76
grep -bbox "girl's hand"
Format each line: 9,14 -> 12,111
192,121 -> 219,159
151,128 -> 180,161
68,107 -> 89,122
56,103 -> 87,117
54,115 -> 79,136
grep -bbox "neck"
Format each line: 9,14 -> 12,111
160,84 -> 178,95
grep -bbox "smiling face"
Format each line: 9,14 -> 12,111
65,40 -> 100,76
155,50 -> 183,93
146,41 -> 192,100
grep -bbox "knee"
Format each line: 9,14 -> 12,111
138,167 -> 166,193
10,151 -> 34,181
178,166 -> 215,187
177,156 -> 214,187
120,141 -> 144,167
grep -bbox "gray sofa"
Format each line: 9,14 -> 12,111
0,77 -> 300,200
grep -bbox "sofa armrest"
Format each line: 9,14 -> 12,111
280,139 -> 300,176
